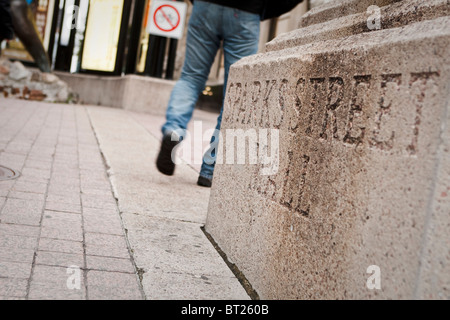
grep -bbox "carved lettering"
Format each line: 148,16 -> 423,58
344,76 -> 371,145
281,153 -> 310,217
260,80 -> 277,128
243,81 -> 262,125
238,83 -> 249,124
224,82 -> 241,123
290,78 -> 306,131
251,150 -> 311,218
225,71 -> 439,159
320,77 -> 344,141
273,79 -> 289,129
306,78 -> 326,137
407,72 -> 439,155
369,74 -> 401,151
236,69 -> 442,217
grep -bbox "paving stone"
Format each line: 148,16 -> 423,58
86,270 -> 142,300
0,211 -> 42,226
78,147 -> 101,158
0,234 -> 38,250
42,210 -> 82,223
28,282 -> 86,300
57,138 -> 78,146
8,191 -> 46,202
80,188 -> 113,197
85,233 -> 130,259
26,154 -> 53,163
121,214 -> 244,281
51,165 -> 79,174
88,285 -> 142,300
0,197 -> 46,226
47,184 -> 80,196
45,201 -> 82,214
4,142 -> 31,155
0,296 -> 26,300
45,194 -> 81,206
40,226 -> 83,242
29,265 -> 86,300
35,251 -> 84,268
11,180 -> 47,194
0,247 -> 35,263
81,194 -> 117,210
78,152 -> 103,164
1,198 -> 44,215
31,264 -> 82,284
0,278 -> 28,297
80,180 -> 111,193
53,157 -> 78,166
18,168 -> 51,182
24,159 -> 52,171
0,296 -> 26,301
45,190 -> 80,201
86,256 -> 135,273
28,146 -> 55,158
79,170 -> 109,183
143,270 -> 249,300
0,223 -> 40,237
0,181 -> 14,197
83,211 -> 124,235
55,145 -> 78,154
38,238 -> 84,255
0,261 -> 32,279
0,153 -> 27,169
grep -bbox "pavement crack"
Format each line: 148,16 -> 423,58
201,226 -> 260,300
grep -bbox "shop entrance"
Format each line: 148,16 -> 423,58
48,0 -> 180,78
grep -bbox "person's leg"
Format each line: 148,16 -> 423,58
161,1 -> 222,135
157,1 -> 222,176
198,8 -> 260,185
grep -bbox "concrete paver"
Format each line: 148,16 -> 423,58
0,98 -> 249,300
88,106 -> 249,300
0,99 -> 143,300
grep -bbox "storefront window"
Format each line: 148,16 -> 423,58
80,0 -> 125,72
66,0 -> 87,73
136,0 -> 151,73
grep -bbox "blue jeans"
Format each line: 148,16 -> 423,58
161,0 -> 260,179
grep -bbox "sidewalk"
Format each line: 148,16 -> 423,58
0,98 -> 249,300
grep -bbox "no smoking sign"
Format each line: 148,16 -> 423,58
147,0 -> 187,39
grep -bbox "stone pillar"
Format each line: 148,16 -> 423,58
310,0 -> 336,9
205,0 -> 450,299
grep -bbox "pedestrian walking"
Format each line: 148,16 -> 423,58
156,0 -> 304,187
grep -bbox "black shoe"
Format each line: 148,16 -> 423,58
156,132 -> 181,176
197,175 -> 212,188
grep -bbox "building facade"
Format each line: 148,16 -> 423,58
1,0 -> 309,112
2,0 -> 309,80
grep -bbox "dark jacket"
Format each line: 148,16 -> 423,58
0,0 -> 14,41
260,0 -> 304,20
190,0 -> 304,20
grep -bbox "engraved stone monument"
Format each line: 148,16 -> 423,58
205,0 -> 450,299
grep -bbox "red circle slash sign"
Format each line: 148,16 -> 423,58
154,4 -> 181,32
